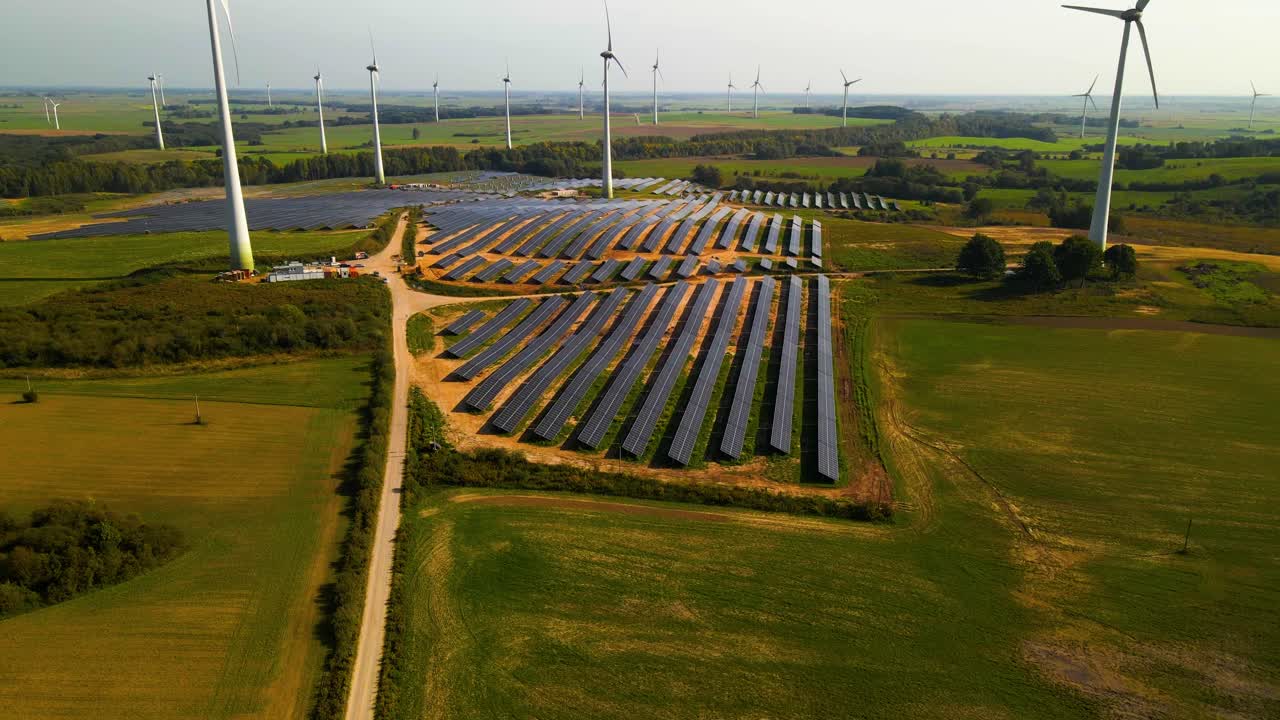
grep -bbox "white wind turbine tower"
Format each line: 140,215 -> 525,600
366,32 -> 386,184
1064,0 -> 1160,251
314,68 -> 328,154
50,100 -> 62,130
1249,82 -> 1269,131
1073,75 -> 1100,139
503,62 -> 513,150
599,0 -> 628,199
148,73 -> 165,150
204,0 -> 253,271
651,49 -> 664,125
157,74 -> 167,106
726,74 -> 736,114
42,97 -> 51,125
840,70 -> 861,127
433,74 -> 440,123
750,66 -> 764,119
804,80 -> 812,109
577,68 -> 586,120
266,82 -> 272,108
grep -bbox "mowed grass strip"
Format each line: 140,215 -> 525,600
0,358 -> 369,719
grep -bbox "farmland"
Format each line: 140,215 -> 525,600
0,356 -> 371,719
379,308 -> 1280,720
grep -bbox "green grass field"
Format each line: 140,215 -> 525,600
908,134 -> 1152,153
0,229 -> 367,306
382,312 -> 1280,719
0,356 -> 371,719
1039,156 -> 1280,184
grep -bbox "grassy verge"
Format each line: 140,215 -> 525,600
406,314 -> 435,356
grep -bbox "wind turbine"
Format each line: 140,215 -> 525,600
148,73 -> 165,150
804,80 -> 812,110
366,32 -> 386,184
840,70 -> 862,127
726,74 -> 736,114
750,66 -> 764,119
204,0 -> 253,271
651,49 -> 664,125
266,82 -> 272,108
314,68 -> 328,154
576,68 -> 586,120
433,74 -> 440,123
1064,0 -> 1160,251
503,62 -> 513,150
1073,75 -> 1100,139
50,100 -> 62,130
157,74 -> 167,106
1249,82 -> 1269,130
42,96 -> 51,125
599,0 -> 627,199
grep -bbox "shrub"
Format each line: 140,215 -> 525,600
956,233 -> 1006,279
1104,243 -> 1138,279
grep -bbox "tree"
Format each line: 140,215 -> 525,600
1104,243 -> 1139,279
956,233 -> 1006,279
965,197 -> 995,222
1054,235 -> 1104,287
1018,241 -> 1062,290
691,164 -> 723,188
411,127 -> 421,140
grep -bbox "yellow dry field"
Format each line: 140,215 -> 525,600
0,362 -> 363,719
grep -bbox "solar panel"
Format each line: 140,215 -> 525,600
509,212 -> 570,256
688,207 -> 731,255
433,254 -> 465,269
562,261 -> 596,284
463,292 -> 598,410
492,213 -> 552,254
760,258 -> 774,271
619,218 -> 659,252
473,258 -> 514,283
787,216 -> 803,257
850,194 -> 863,210
453,296 -> 567,379
813,193 -> 823,209
536,212 -> 598,258
715,208 -> 752,250
752,190 -> 763,204
665,216 -> 700,254
705,259 -> 722,275
785,258 -> 799,270
763,214 -> 784,254
591,259 -> 622,283
490,288 -> 628,433
647,256 -> 674,280
812,220 -> 823,258
839,193 -> 850,209
675,255 -> 700,279
667,277 -> 748,466
730,259 -> 747,273
620,280 -> 717,457
446,298 -> 534,359
444,310 -> 486,336
619,257 -> 647,282
741,213 -> 765,252
802,193 -> 811,208
720,277 -> 776,459
442,255 -> 487,281
769,276 -> 802,454
816,275 -> 839,482
532,284 -> 660,441
529,260 -> 566,285
562,211 -> 622,259
811,257 -> 824,269
729,190 -> 740,202
764,192 -> 776,206
827,192 -> 837,209
501,260 -> 540,284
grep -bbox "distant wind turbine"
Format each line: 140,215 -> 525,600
750,66 -> 764,119
366,31 -> 386,184
840,70 -> 862,127
599,0 -> 627,199
203,0 -> 253,271
503,62 -> 513,150
433,74 -> 440,123
50,100 -> 62,130
651,49 -> 664,125
1250,82 -> 1269,130
804,80 -> 812,109
266,82 -> 272,108
726,74 -> 736,114
577,68 -> 585,120
314,68 -> 328,154
157,74 -> 167,106
1063,0 -> 1161,251
1073,75 -> 1100,138
148,73 -> 165,149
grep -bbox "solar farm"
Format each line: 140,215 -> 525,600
430,271 -> 840,480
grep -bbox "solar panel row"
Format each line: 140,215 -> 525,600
473,258 -> 514,283
529,260 -> 565,285
442,256 -> 487,281
647,256 -> 673,280
463,292 -> 598,410
720,278 -> 776,460
741,213 -> 765,252
453,296 -> 566,380
501,260 -> 540,284
763,214 -> 784,254
444,310 -> 486,336
591,259 -> 621,283
489,288 -> 629,433
618,257 -> 647,282
816,275 -> 839,482
446,298 -> 534,359
620,280 -> 718,457
667,277 -> 748,466
769,276 -> 803,454
812,220 -> 823,258
687,207 -> 731,255
562,261 -> 595,284
674,255 -> 699,279
787,216 -> 803,257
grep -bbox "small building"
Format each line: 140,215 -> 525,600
267,261 -> 325,283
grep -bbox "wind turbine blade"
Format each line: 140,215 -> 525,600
613,57 -> 628,79
841,69 -> 847,84
369,29 -> 378,66
1135,20 -> 1159,109
1088,74 -> 1098,94
604,0 -> 613,52
218,0 -> 242,85
1135,0 -> 1151,10
1251,80 -> 1257,96
1062,5 -> 1127,19
852,78 -> 862,85
1089,95 -> 1099,111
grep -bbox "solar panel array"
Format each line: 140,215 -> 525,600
490,288 -> 628,433
668,277 -> 748,466
816,275 -> 839,482
763,214 -> 784,253
811,220 -> 823,258
648,256 -> 673,280
719,277 -> 776,460
619,257 -> 647,282
454,296 -> 567,380
770,276 -> 803,454
621,280 -> 718,457
687,207 -> 731,255
473,258 -> 514,283
529,260 -> 566,285
446,298 -> 533,359
532,285 -> 659,441
463,292 -> 597,410
444,310 -> 486,336
787,216 -> 803,257
442,256 -> 487,281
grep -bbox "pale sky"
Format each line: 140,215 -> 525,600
2,0 -> 1277,97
